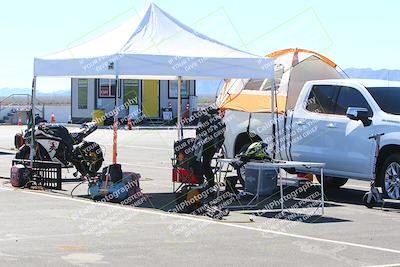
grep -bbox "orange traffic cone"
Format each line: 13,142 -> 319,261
297,173 -> 314,182
50,113 -> 55,124
17,114 -> 22,126
127,116 -> 132,130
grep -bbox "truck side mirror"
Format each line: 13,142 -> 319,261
346,107 -> 372,127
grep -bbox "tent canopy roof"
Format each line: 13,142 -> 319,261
266,48 -> 337,68
34,3 -> 273,80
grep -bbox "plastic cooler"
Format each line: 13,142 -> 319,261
245,162 -> 278,196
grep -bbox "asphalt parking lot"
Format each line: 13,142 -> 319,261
1,125 -> 400,266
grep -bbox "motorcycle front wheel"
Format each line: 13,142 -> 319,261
15,144 -> 51,161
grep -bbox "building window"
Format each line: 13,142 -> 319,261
98,79 -> 121,98
123,80 -> 139,105
78,79 -> 88,109
168,80 -> 189,99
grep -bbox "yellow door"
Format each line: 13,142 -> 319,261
142,80 -> 159,117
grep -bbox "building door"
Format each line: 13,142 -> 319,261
123,80 -> 140,119
142,80 -> 159,118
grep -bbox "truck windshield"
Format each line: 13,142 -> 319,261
366,87 -> 400,115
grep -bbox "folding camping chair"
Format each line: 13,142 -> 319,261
172,138 -> 201,192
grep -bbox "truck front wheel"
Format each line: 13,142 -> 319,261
379,153 -> 400,200
316,175 -> 348,189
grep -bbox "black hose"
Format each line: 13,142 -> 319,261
246,113 -> 252,135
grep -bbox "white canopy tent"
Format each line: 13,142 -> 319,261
31,3 -> 274,161
34,3 -> 273,79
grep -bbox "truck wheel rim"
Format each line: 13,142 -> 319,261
384,162 -> 400,199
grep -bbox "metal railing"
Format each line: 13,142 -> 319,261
0,94 -> 45,116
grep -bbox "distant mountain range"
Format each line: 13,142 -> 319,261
0,68 -> 399,98
196,68 -> 400,96
343,68 -> 400,81
0,88 -> 70,97
196,80 -> 224,97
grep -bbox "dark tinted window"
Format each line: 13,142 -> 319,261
306,85 -> 337,114
367,87 -> 400,115
335,86 -> 372,116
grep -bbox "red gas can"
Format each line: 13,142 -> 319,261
10,164 -> 32,188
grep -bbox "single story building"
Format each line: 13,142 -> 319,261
70,78 -> 197,124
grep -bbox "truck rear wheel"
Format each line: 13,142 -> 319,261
316,175 -> 348,189
379,153 -> 400,200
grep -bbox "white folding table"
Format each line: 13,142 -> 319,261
215,159 -> 326,215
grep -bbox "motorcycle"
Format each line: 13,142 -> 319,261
15,122 -> 104,177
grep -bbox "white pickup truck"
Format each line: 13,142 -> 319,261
223,79 -> 400,199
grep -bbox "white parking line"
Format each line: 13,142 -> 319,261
364,264 -> 400,267
108,161 -> 171,170
1,186 -> 400,255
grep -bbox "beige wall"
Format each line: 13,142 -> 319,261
71,78 -> 95,119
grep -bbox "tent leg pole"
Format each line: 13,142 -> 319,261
177,76 -> 182,140
271,79 -> 276,159
113,76 -> 119,164
29,76 -> 36,167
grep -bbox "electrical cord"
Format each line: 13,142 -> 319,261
70,179 -> 88,198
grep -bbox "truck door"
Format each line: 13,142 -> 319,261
290,85 -> 339,172
326,86 -> 374,179
291,84 -> 374,179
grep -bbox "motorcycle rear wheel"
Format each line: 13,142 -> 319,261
73,142 -> 104,176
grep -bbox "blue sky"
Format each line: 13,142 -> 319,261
1,0 -> 399,92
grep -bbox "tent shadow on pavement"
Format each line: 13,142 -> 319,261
248,211 -> 351,224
